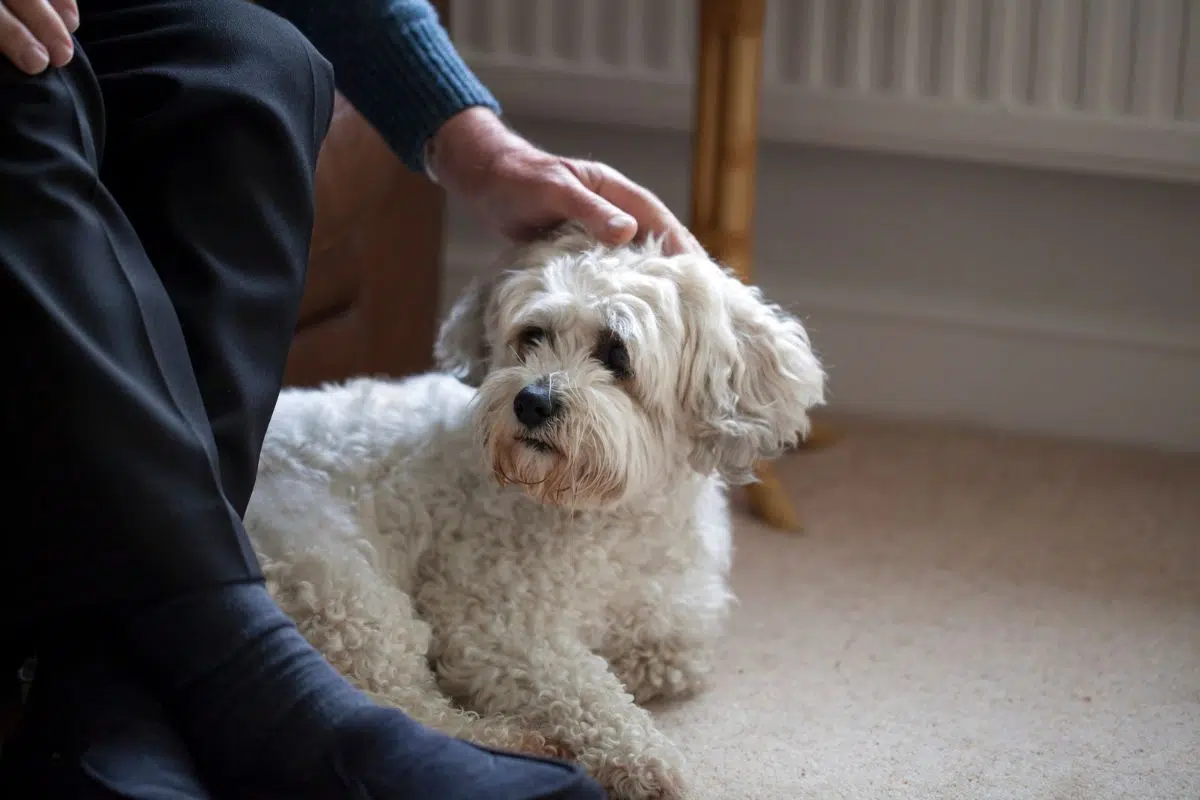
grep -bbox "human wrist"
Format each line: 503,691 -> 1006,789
425,107 -> 524,194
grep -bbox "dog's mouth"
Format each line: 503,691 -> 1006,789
518,436 -> 556,454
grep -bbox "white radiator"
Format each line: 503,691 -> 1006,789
450,0 -> 1200,183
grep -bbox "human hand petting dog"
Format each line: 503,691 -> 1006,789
428,106 -> 701,255
0,0 -> 77,74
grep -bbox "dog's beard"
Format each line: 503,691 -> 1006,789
488,434 -> 624,509
472,374 -> 639,510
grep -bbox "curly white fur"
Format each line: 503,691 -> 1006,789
245,226 -> 826,799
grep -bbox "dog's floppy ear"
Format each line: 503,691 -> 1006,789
434,275 -> 497,386
681,267 -> 826,484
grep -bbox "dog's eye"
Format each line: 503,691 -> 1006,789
517,326 -> 546,350
595,333 -> 631,378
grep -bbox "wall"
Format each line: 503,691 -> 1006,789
440,117 -> 1200,454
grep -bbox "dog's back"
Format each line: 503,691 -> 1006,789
258,373 -> 474,480
246,373 -> 476,569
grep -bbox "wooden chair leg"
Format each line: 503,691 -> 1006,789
689,0 -> 804,531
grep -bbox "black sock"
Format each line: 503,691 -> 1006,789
122,581 -> 602,799
126,581 -> 370,785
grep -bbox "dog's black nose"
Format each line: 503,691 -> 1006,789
513,383 -> 559,429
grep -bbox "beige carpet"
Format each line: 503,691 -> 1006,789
652,416 -> 1200,800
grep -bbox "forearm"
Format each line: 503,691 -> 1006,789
260,0 -> 501,173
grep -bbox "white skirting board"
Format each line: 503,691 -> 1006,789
441,237 -> 1200,455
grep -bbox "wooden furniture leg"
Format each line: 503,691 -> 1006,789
689,0 -> 803,531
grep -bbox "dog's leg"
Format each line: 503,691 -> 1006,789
606,505 -> 735,706
601,578 -> 731,707
602,623 -> 717,707
432,627 -> 686,800
257,549 -> 557,757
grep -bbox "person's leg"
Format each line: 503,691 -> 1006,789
0,34 -> 242,800
0,18 -> 260,645
88,0 -> 327,519
2,2 -> 604,797
52,4 -> 382,790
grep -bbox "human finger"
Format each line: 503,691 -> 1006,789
47,0 -> 79,32
565,159 -> 698,255
0,3 -> 47,73
0,0 -> 73,74
21,0 -> 74,64
543,164 -> 638,246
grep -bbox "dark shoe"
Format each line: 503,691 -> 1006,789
0,646 -> 217,799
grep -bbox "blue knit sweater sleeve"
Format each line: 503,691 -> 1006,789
259,0 -> 501,173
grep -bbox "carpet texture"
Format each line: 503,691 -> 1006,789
653,416 -> 1200,800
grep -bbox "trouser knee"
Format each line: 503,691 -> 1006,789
177,0 -> 336,181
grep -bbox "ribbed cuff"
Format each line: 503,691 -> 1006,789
262,0 -> 502,174
366,17 -> 502,173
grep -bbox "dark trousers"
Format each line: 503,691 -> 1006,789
0,0 -> 334,794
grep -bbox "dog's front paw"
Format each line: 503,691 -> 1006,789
610,644 -> 711,706
594,748 -> 687,800
510,730 -> 575,761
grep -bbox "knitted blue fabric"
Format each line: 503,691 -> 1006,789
260,0 -> 501,173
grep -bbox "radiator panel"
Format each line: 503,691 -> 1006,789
451,0 -> 1200,182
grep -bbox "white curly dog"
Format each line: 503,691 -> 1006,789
244,225 -> 826,799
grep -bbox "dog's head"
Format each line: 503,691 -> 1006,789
436,224 -> 825,509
